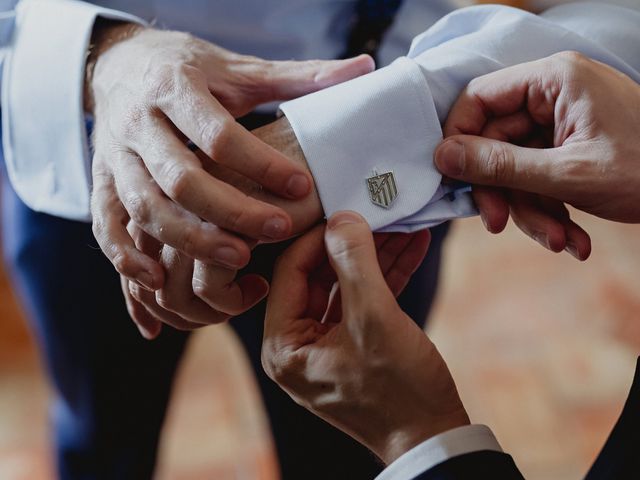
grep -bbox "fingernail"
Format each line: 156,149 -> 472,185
435,141 -> 465,177
327,211 -> 363,230
214,246 -> 243,269
262,216 -> 289,240
532,232 -> 551,250
286,173 -> 310,198
565,242 -> 580,260
136,271 -> 155,291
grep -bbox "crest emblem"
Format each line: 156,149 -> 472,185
366,170 -> 398,208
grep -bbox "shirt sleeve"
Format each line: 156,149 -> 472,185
2,0 -> 146,222
374,425 -> 502,480
280,2 -> 640,232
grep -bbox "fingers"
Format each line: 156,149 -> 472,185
508,192 -> 591,260
192,261 -> 269,316
434,135 -> 573,199
111,151 -> 252,267
443,58 -> 559,137
267,224 -> 328,327
480,111 -> 536,144
91,164 -> 164,290
324,211 -> 394,312
155,73 -> 314,201
155,247 -> 232,325
129,115 -> 295,241
258,54 -> 376,100
472,186 -> 510,234
563,220 -> 592,261
535,196 -> 591,260
509,192 -> 567,252
381,230 -> 431,297
126,224 -> 229,331
120,276 -> 163,340
129,280 -> 204,331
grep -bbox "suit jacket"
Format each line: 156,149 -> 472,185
413,358 -> 640,480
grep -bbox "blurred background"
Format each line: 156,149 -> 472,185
1,197 -> 639,479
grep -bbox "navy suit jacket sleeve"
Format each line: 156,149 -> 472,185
412,450 -> 524,480
584,357 -> 640,480
412,358 -> 640,480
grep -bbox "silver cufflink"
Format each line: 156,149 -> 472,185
366,169 -> 398,208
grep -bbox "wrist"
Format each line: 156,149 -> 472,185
253,117 -> 324,233
84,19 -> 145,112
374,408 -> 471,465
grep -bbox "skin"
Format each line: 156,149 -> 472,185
262,211 -> 469,465
123,117 -> 326,338
435,51 -> 640,260
87,21 -> 374,291
262,52 -> 640,467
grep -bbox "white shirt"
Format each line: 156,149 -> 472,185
0,0 -> 455,221
4,1 -> 637,231
281,1 -> 640,232
377,425 -> 503,480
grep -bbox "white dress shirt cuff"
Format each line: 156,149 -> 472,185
2,0 -> 146,221
280,57 -> 446,232
375,425 -> 502,480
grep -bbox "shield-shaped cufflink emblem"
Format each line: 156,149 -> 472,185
366,171 -> 398,208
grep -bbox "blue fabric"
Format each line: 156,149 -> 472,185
358,0 -> 403,22
0,111 -> 448,479
0,144 -> 189,480
343,0 -> 404,59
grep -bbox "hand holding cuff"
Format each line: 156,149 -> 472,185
280,57 -> 476,232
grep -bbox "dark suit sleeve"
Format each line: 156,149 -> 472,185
412,450 -> 524,480
585,357 -> 640,480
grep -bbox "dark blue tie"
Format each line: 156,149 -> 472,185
342,0 -> 404,61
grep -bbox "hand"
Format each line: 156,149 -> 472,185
123,117 -> 325,338
262,211 -> 469,465
435,51 -> 640,260
88,20 -> 374,290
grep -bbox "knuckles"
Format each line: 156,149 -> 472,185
551,51 -> 592,81
123,191 -> 152,226
205,119 -> 235,160
261,347 -> 304,388
155,289 -> 180,312
111,249 -> 137,276
161,163 -> 195,203
485,142 -> 515,184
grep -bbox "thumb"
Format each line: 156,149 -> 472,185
324,211 -> 394,313
434,135 -> 568,198
259,54 -> 375,102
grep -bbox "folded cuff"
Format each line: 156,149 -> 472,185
2,0 -> 146,221
281,57 -> 444,231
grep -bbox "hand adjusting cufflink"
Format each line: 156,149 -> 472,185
366,169 -> 398,208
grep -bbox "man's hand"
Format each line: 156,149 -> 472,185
123,117 -> 324,339
435,52 -> 640,260
88,21 -> 374,290
262,211 -> 469,465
